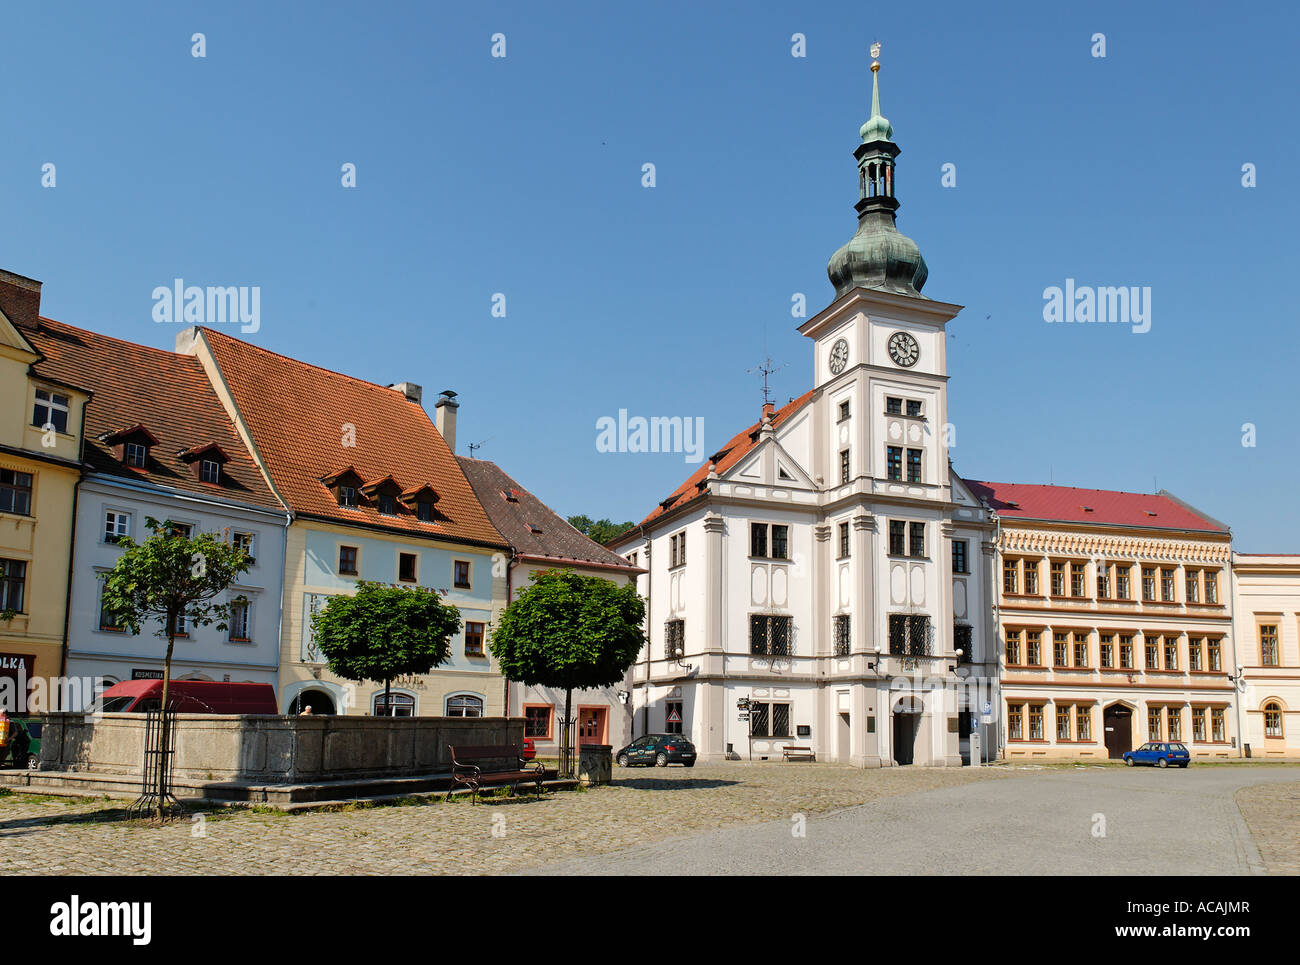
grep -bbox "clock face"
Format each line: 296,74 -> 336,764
887,331 -> 920,368
828,338 -> 850,375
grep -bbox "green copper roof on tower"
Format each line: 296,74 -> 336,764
859,60 -> 893,143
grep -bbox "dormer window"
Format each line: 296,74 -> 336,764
103,425 -> 160,470
200,459 -> 221,484
338,485 -> 358,508
378,493 -> 397,516
125,442 -> 148,468
321,467 -> 366,510
361,475 -> 403,517
400,483 -> 440,523
32,388 -> 70,434
178,442 -> 230,485
417,501 -> 434,522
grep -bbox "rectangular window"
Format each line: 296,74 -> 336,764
838,400 -> 851,422
1053,631 -> 1069,667
1050,561 -> 1065,597
1211,707 -> 1225,742
1145,637 -> 1159,670
0,470 -> 34,516
886,446 -> 903,481
1148,706 -> 1163,741
1142,567 -> 1156,601
749,702 -> 791,739
1070,561 -> 1087,597
888,613 -> 930,656
889,520 -> 906,556
1008,703 -> 1024,741
833,614 -> 851,657
125,443 -> 148,468
906,448 -> 922,483
750,523 -> 767,558
97,577 -> 122,632
1076,705 -> 1092,741
524,706 -> 551,739
453,560 -> 471,588
1003,559 -> 1019,594
1204,571 -> 1218,604
886,397 -> 902,415
839,449 -> 851,484
416,500 -> 434,522
398,552 -> 417,582
669,532 -> 686,568
665,700 -> 683,735
1160,568 -> 1175,602
952,540 -> 968,575
1208,637 -> 1222,672
665,618 -> 684,658
1192,707 -> 1207,742
464,621 -> 485,655
1056,705 -> 1072,741
1004,629 -> 1021,666
1097,563 -> 1110,599
1119,634 -> 1134,669
0,559 -> 28,614
169,522 -> 193,539
749,615 -> 792,656
1260,624 -> 1280,666
1116,566 -> 1131,600
1028,705 -> 1044,741
1073,632 -> 1089,668
32,388 -> 70,433
231,531 -> 256,562
1024,560 -> 1039,595
749,523 -> 788,560
228,600 -> 251,642
1188,636 -> 1203,671
338,545 -> 358,575
908,521 -> 925,558
338,485 -> 358,508
1185,571 -> 1199,603
1021,629 -> 1040,666
838,522 -> 850,559
104,510 -> 131,544
378,493 -> 397,515
771,525 -> 788,560
200,459 -> 221,484
1167,707 -> 1182,741
1099,633 -> 1114,668
906,400 -> 922,417
1164,636 -> 1179,670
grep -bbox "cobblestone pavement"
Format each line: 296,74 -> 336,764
0,764 -> 1010,875
2,764 -> 1294,875
1235,781 -> 1300,875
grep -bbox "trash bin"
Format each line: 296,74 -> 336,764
577,744 -> 612,786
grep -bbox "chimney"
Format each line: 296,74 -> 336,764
762,401 -> 775,422
0,269 -> 42,331
434,389 -> 459,452
389,381 -> 422,404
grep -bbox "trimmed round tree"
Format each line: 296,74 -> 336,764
311,581 -> 461,715
489,569 -> 645,776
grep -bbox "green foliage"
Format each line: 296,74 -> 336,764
489,569 -> 645,692
310,581 -> 460,688
100,517 -> 252,640
566,515 -> 634,546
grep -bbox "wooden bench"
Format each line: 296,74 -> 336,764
782,745 -> 816,762
448,744 -> 545,803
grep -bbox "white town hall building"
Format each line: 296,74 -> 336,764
611,57 -> 997,766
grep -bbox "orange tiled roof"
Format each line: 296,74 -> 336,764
627,389 -> 816,533
25,318 -> 282,510
201,328 -> 505,548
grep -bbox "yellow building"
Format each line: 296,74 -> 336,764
1232,554 -> 1300,758
0,270 -> 90,711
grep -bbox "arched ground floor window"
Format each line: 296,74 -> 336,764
373,692 -> 415,717
446,694 -> 483,717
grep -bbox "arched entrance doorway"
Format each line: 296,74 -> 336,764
289,689 -> 336,715
1103,704 -> 1133,759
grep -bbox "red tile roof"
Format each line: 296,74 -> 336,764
200,328 -> 505,547
26,318 -> 282,510
627,390 -> 817,532
966,481 -> 1228,533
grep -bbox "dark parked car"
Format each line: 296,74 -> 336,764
1123,741 -> 1190,768
6,718 -> 41,770
615,734 -> 696,768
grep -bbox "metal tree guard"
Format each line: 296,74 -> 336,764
128,708 -> 181,819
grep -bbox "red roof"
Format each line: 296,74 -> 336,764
629,390 -> 816,531
966,480 -> 1228,533
200,328 -> 505,548
26,318 -> 281,510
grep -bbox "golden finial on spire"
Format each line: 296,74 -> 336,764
870,41 -> 881,72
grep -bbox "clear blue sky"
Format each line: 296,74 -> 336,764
4,1 -> 1296,549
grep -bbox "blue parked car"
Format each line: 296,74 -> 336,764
1123,741 -> 1190,768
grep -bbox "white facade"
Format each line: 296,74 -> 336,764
66,475 -> 287,690
1232,554 -> 1300,757
616,289 -> 996,766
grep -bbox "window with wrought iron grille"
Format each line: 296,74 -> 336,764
954,623 -> 972,662
749,701 -> 791,738
888,613 -> 930,656
750,615 -> 792,656
665,618 -> 685,659
833,614 -> 851,656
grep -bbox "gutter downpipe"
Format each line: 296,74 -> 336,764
503,544 -> 518,718
1228,553 -> 1245,758
275,507 -> 292,711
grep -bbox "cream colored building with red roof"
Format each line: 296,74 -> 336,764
972,482 -> 1238,761
179,327 -> 513,716
1231,554 -> 1300,757
611,62 -> 996,767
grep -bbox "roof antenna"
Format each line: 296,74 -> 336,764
467,437 -> 492,457
747,356 -> 787,409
